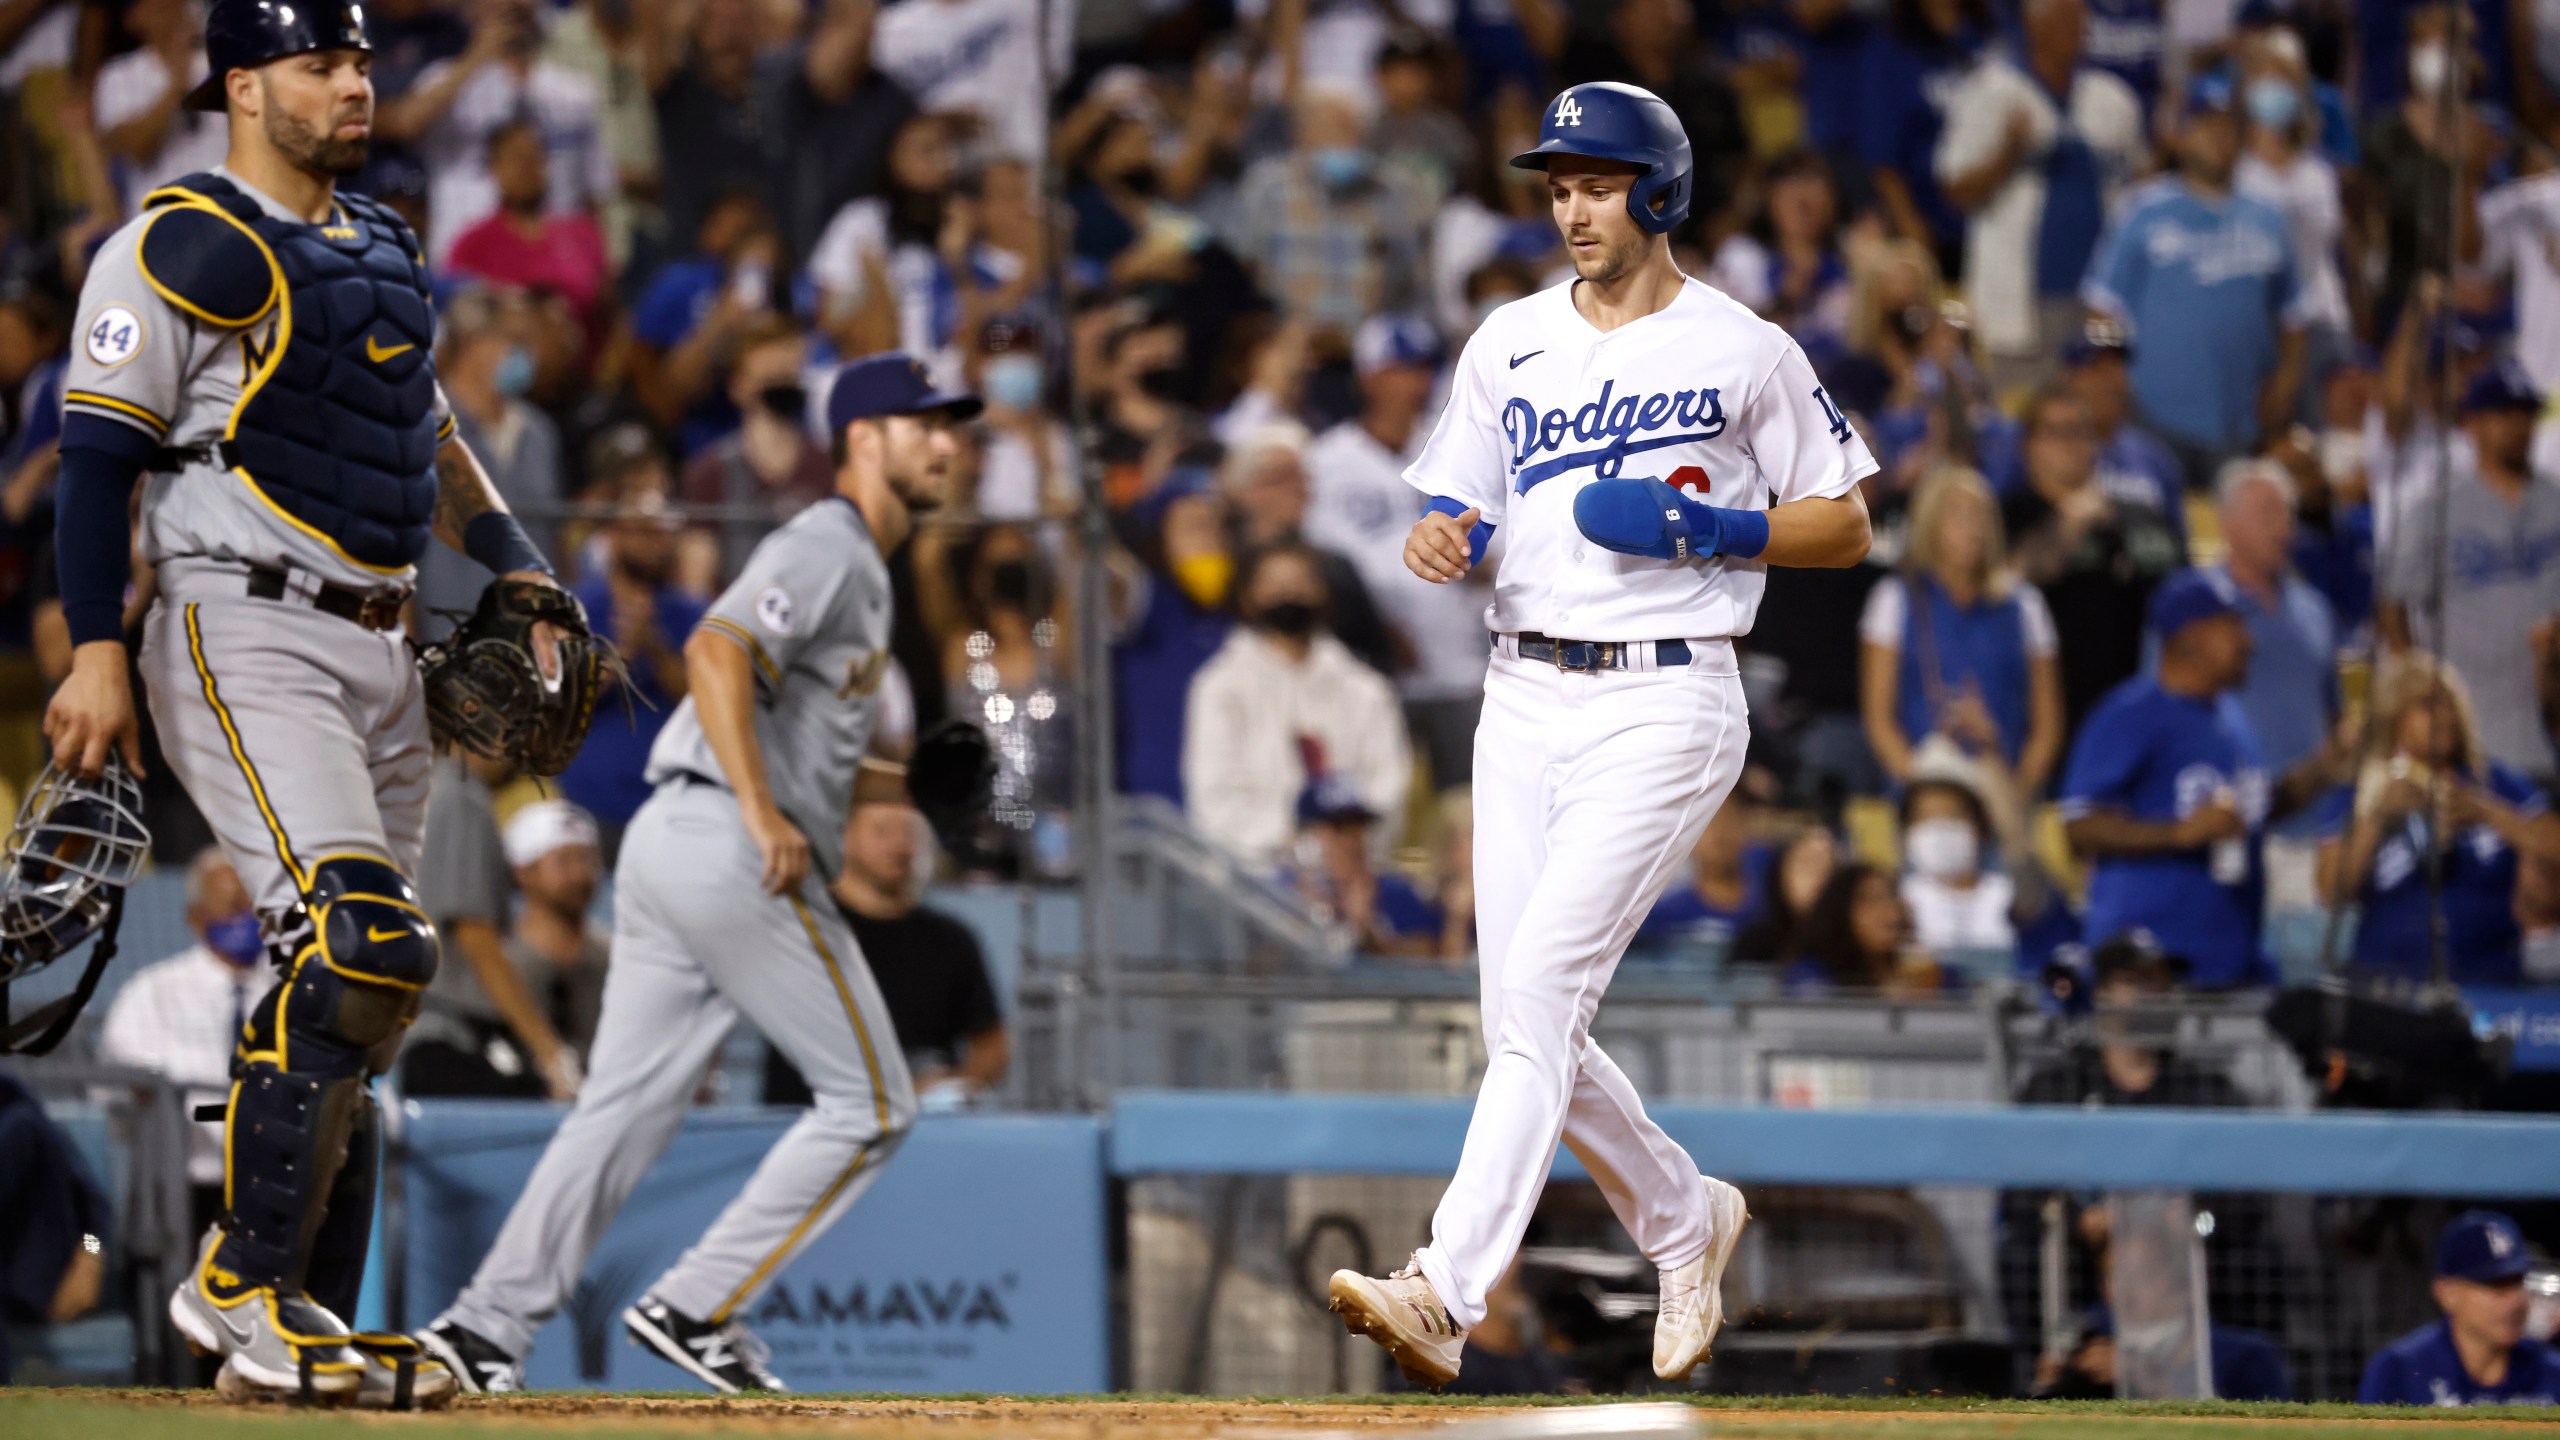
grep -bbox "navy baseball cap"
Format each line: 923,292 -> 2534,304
2063,317 -> 2134,367
1297,775 -> 1378,827
2147,567 -> 2243,639
2439,1210 -> 2535,1283
825,353 -> 982,434
2462,361 -> 2543,416
2183,72 -> 2237,117
1354,314 -> 1446,376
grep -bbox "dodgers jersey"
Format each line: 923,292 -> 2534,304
646,497 -> 893,879
62,165 -> 454,590
1403,276 -> 1877,642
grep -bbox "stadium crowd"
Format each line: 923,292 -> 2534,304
5,0 -> 2560,1005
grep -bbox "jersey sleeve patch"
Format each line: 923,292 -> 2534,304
753,586 -> 798,637
137,204 -> 280,328
81,306 -> 146,367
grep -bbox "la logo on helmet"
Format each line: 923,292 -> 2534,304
1555,95 -> 1583,126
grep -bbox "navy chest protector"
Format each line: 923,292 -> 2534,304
141,172 -> 441,571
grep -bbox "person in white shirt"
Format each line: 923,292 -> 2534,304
96,849 -> 269,1210
1897,764 -> 2018,957
2478,164 -> 2560,402
1183,540 -> 1412,868
2234,40 -> 2349,424
1934,0 -> 2145,394
93,0 -> 230,216
377,0 -> 613,264
1305,314 -> 1494,790
868,0 -> 1074,164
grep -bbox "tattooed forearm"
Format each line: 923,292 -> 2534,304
431,435 -> 503,552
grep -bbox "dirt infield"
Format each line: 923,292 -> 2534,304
15,1390 -> 2560,1440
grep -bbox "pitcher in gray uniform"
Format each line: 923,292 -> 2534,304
417,356 -> 977,1395
42,0 -> 579,1409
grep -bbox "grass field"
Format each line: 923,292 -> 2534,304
13,1391 -> 2560,1439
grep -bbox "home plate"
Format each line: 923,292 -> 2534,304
1437,1403 -> 1705,1438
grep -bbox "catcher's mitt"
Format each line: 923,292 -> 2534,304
416,579 -> 624,776
909,719 -> 997,855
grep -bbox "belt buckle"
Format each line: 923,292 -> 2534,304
1553,640 -> 1614,673
360,592 -> 406,631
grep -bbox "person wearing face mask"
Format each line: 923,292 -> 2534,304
446,119 -> 612,348
2362,4 -> 2499,342
678,318 -> 835,589
970,326 -> 1075,521
1228,85 -> 1432,330
97,849 -> 272,1235
413,286 -> 566,640
1183,541 -> 1412,868
2233,50 -> 2348,427
1898,774 -> 2015,956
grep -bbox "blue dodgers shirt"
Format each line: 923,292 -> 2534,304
2360,1319 -> 2560,1407
2315,762 -> 2548,985
2083,177 -> 2304,454
560,573 -> 708,829
2059,675 -> 2274,987
1856,23 -> 1980,247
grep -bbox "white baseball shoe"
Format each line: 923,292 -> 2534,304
1654,1174 -> 1750,1381
169,1232 -> 365,1405
1327,1255 -> 1467,1389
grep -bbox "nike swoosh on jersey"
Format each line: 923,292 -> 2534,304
1509,350 -> 1545,369
365,336 -> 415,363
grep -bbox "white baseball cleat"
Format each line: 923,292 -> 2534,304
1654,1174 -> 1750,1381
1327,1254 -> 1468,1389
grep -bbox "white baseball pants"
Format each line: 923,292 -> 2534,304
1414,641 -> 1749,1329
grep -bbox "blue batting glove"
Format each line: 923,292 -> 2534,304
1573,477 -> 1769,562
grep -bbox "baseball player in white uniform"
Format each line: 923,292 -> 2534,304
1326,81 -> 1877,1388
415,356 -> 976,1395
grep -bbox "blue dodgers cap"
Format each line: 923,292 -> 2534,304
824,353 -> 983,434
1297,774 -> 1378,826
2462,360 -> 2543,416
2063,316 -> 2133,367
2184,71 -> 2237,117
2147,567 -> 2243,639
2438,1210 -> 2535,1283
1354,313 -> 1446,376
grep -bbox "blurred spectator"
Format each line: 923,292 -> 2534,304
1834,239 -> 1986,490
539,0 -> 667,265
1936,0 -> 2144,394
1063,104 -> 1206,291
1784,861 -> 1957,997
562,474 -> 704,849
1731,823 -> 1841,964
1709,150 -> 1856,364
1183,540 -> 1411,868
92,0 -> 225,215
2359,2 -> 2495,343
1220,422 -> 1398,677
416,287 -> 566,637
631,187 -> 783,456
1631,775 -> 1774,956
2061,569 -> 2340,988
2360,1210 -> 2560,1406
1288,776 -> 1446,960
678,316 -> 833,586
1897,768 -> 2014,956
1558,0 -> 1750,220
2054,319 -> 2187,554
2384,363 -> 2560,780
1431,787 -> 1477,962
974,322 -> 1073,520
2004,385 -> 2182,730
1372,30 -> 1472,206
1228,85 -> 1432,330
502,801 -> 610,1058
95,849 -> 263,1218
1859,0 -> 1988,271
0,1073 -> 109,1385
382,0 -> 611,265
1429,94 -> 1558,340
2212,459 -> 2338,807
913,522 -> 1075,859
1306,315 -> 1490,791
2036,1307 -> 2296,1402
2478,148 -> 2560,400
1112,478 -> 1233,807
2233,37 -> 2350,423
1860,468 -> 2064,790
2082,74 -> 2307,488
766,799 -> 1010,1111
2075,0 -> 2163,112
2317,655 -> 2560,986
445,119 -> 613,346
409,751 -> 579,1101
869,0 -> 1069,165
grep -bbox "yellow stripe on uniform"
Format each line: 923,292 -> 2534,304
697,616 -> 783,688
63,390 -> 169,434
704,894 -> 897,1323
185,603 -> 307,892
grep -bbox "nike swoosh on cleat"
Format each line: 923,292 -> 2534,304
1509,350 -> 1544,369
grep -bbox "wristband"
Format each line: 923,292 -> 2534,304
463,509 -> 551,577
1718,506 -> 1770,561
1424,495 -> 1496,566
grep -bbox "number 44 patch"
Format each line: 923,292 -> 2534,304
85,306 -> 144,368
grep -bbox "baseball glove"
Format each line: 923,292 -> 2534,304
908,719 -> 998,855
417,579 -> 624,777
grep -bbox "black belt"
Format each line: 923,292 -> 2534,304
245,565 -> 406,632
1511,632 -> 1692,672
665,768 -> 726,792
148,438 -> 238,473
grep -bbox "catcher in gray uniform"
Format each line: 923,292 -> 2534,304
418,355 -> 982,1395
43,0 -> 609,1409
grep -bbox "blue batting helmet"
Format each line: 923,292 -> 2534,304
185,0 -> 374,112
1510,82 -> 1695,236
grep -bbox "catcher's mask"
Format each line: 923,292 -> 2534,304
2,759 -> 150,984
